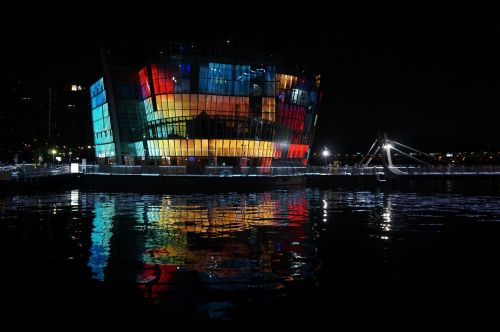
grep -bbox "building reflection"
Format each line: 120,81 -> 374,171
88,195 -> 115,281
86,191 -> 316,304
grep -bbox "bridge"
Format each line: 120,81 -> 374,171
355,134 -> 500,178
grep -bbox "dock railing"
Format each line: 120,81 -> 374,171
7,164 -> 70,181
4,164 -> 500,179
82,165 -> 308,176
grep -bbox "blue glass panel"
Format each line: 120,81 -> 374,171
102,103 -> 109,117
91,91 -> 107,109
92,106 -> 102,122
134,142 -> 145,157
103,117 -> 111,130
90,77 -> 104,97
200,63 -> 234,95
180,64 -> 190,75
235,65 -> 250,95
143,97 -> 154,115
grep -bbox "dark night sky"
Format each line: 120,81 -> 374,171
6,3 -> 499,153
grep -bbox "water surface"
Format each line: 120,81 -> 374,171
1,188 -> 499,329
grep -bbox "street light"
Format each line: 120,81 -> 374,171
51,149 -> 57,164
322,147 -> 330,167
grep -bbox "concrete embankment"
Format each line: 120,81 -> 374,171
2,172 -> 499,193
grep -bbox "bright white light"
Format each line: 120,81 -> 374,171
322,149 -> 330,157
382,144 -> 393,150
70,163 -> 79,173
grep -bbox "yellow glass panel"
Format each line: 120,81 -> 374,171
155,95 -> 162,111
248,140 -> 254,157
168,140 -> 175,156
160,95 -> 166,111
167,94 -> 174,108
208,139 -> 216,156
200,139 -> 208,157
169,139 -> 179,156
173,94 -> 180,110
179,140 -> 186,157
187,140 -> 194,156
163,140 -> 169,156
221,139 -> 228,156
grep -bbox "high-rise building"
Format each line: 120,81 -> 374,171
2,72 -> 41,162
46,83 -> 92,147
61,83 -> 92,148
47,86 -> 57,143
90,44 -> 321,169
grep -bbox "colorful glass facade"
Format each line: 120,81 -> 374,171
90,45 -> 320,168
90,78 -> 116,158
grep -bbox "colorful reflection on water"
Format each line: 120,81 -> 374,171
1,188 -> 500,328
85,191 -> 315,304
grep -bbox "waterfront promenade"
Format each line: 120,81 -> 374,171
2,164 -> 499,192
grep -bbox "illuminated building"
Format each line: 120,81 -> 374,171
90,43 -> 321,168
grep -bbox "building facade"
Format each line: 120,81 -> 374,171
90,44 -> 321,169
